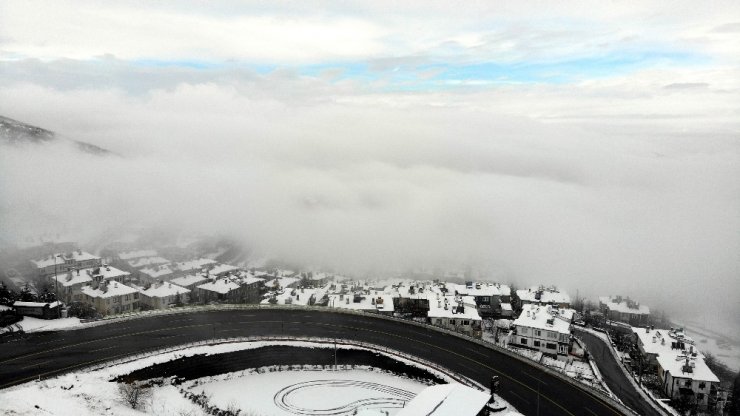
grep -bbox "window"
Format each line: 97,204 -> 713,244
546,343 -> 557,350
534,340 -> 541,347
520,338 -> 527,345
462,320 -> 469,326
535,330 -> 542,336
684,380 -> 691,387
698,382 -> 706,390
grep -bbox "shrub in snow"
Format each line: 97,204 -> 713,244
118,380 -> 152,410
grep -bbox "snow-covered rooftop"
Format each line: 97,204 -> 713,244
32,251 -> 100,268
140,264 -> 174,278
328,293 -> 395,313
51,270 -> 92,287
128,256 -> 170,268
428,295 -> 481,320
174,258 -> 217,271
117,249 -> 157,260
197,279 -> 240,294
452,282 -> 511,297
81,281 -> 138,299
52,265 -> 130,286
395,383 -> 491,416
170,273 -> 208,287
13,301 -> 62,308
140,282 -> 190,298
517,286 -> 571,305
657,353 -> 719,383
599,296 -> 650,315
633,327 -> 698,357
209,263 -> 240,276
512,304 -> 571,335
265,276 -> 300,289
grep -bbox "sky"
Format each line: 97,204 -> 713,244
0,1 -> 739,332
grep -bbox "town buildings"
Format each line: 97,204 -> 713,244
510,304 -> 573,357
50,265 -> 130,303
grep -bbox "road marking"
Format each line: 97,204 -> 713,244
38,338 -> 64,346
20,360 -> 51,370
508,390 -> 530,405
584,407 -> 599,416
240,314 -> 256,317
522,370 -> 548,386
465,347 -> 487,357
90,346 -> 115,353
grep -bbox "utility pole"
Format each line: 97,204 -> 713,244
53,254 -> 62,318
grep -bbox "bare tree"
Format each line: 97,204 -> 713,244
118,380 -> 152,410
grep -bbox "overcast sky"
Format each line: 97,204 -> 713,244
1,1 -> 739,331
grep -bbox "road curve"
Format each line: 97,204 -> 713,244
0,308 -> 637,416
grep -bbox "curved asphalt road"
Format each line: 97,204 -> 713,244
0,309 -> 638,416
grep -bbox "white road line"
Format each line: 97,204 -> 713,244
584,407 -> 599,416
20,360 -> 51,370
90,346 -> 115,353
522,370 -> 548,386
465,347 -> 487,357
508,390 -> 530,405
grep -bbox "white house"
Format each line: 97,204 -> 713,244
427,294 -> 482,338
32,250 -> 102,277
170,273 -> 209,290
599,295 -> 650,325
51,265 -> 130,303
139,282 -> 190,309
510,304 -> 572,358
632,326 -> 721,411
80,281 -> 139,315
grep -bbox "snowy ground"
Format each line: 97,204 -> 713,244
0,339 -> 521,416
16,316 -> 82,333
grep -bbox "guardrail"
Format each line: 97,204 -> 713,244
62,304 -> 639,415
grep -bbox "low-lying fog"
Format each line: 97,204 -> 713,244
1,76 -> 738,333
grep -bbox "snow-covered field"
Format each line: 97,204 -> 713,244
186,367 -> 427,415
0,340 -> 521,416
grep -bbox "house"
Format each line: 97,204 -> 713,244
50,265 -> 130,303
452,282 -> 511,318
391,283 -> 433,318
80,281 -> 140,315
632,326 -> 721,411
32,250 -> 102,277
517,286 -> 571,309
139,282 -> 190,309
170,273 -> 209,290
427,294 -> 482,338
12,301 -> 62,319
500,302 -> 514,318
327,292 -> 395,315
510,304 -> 572,358
139,264 -> 174,282
599,295 -> 650,326
196,274 -> 263,304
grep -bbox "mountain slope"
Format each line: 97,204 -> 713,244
0,115 -> 112,155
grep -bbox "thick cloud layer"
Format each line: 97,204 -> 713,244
1,77 -> 738,332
